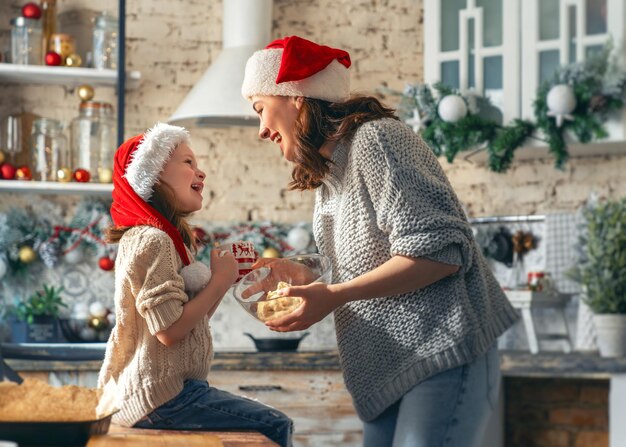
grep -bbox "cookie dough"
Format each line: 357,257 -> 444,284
257,281 -> 303,322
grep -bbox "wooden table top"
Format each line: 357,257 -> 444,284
87,424 -> 279,447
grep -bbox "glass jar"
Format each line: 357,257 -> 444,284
31,118 -> 69,182
92,13 -> 118,69
10,16 -> 42,65
70,101 -> 115,182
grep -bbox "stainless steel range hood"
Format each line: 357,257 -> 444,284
168,0 -> 273,127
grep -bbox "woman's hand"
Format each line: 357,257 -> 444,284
264,282 -> 343,332
210,248 -> 238,292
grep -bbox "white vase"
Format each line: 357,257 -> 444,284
593,314 -> 626,357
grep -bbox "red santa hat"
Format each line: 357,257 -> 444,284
241,36 -> 351,103
110,122 -> 191,265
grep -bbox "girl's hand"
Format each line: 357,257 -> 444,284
210,248 -> 238,289
264,282 -> 340,332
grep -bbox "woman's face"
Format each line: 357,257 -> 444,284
252,95 -> 302,162
159,143 -> 206,213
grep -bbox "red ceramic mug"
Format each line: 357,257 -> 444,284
218,241 -> 257,281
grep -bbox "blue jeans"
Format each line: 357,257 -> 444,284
134,379 -> 293,447
363,345 -> 500,447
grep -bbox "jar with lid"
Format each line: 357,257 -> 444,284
30,118 -> 69,181
10,16 -> 42,65
70,101 -> 115,182
92,13 -> 118,69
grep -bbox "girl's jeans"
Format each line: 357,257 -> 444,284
363,344 -> 501,447
134,379 -> 293,447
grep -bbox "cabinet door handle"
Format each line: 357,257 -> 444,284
238,385 -> 283,392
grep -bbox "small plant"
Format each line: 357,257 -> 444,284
568,197 -> 626,314
14,285 -> 68,324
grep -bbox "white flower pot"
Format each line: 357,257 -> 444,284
593,314 -> 626,357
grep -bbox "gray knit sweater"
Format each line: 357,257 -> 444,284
313,118 -> 519,422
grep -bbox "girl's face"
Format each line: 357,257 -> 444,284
159,143 -> 206,213
252,95 -> 302,162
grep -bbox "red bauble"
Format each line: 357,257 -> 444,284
98,256 -> 114,271
45,51 -> 63,66
21,2 -> 42,19
15,165 -> 32,180
73,168 -> 91,182
0,163 -> 17,180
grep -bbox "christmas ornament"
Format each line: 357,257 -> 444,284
73,168 -> 91,182
45,51 -> 63,66
64,247 -> 83,264
89,301 -> 108,318
18,246 -> 37,264
287,226 -> 311,252
97,167 -> 113,183
77,84 -> 95,102
15,165 -> 32,180
0,152 -> 5,164
38,240 -> 61,268
57,167 -> 72,182
98,256 -> 114,271
21,2 -> 42,19
262,247 -> 281,258
65,53 -> 82,67
437,94 -> 468,123
89,316 -> 108,331
0,163 -> 16,180
0,256 -> 7,280
546,84 -> 576,127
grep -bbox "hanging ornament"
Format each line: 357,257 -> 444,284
546,84 -> 576,127
65,53 -> 82,67
15,165 -> 32,180
287,226 -> 311,252
73,168 -> 91,183
45,51 -> 63,66
98,256 -> 114,271
77,85 -> 95,102
21,2 -> 42,19
18,246 -> 37,264
262,247 -> 281,258
0,162 -> 17,180
57,167 -> 72,182
38,240 -> 61,268
64,247 -> 83,264
405,108 -> 426,133
97,167 -> 113,183
437,94 -> 468,123
89,301 -> 108,318
0,255 -> 7,280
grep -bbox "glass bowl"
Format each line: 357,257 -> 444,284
232,254 -> 332,323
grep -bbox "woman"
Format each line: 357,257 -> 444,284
241,36 -> 519,447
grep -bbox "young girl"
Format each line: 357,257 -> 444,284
98,122 -> 292,446
242,36 -> 519,447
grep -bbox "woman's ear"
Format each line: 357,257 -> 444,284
294,96 -> 304,109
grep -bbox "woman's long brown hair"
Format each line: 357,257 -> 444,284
290,95 -> 398,191
106,182 -> 197,252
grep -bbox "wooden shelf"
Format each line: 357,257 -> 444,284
0,180 -> 112,196
0,63 -> 141,89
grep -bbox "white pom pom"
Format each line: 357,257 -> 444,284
180,262 -> 212,295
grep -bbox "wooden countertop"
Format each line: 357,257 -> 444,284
87,425 -> 278,446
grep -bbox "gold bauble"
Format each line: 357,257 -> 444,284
0,151 -> 5,164
57,167 -> 72,182
77,84 -> 95,102
18,246 -> 37,264
97,167 -> 113,183
262,247 -> 281,258
65,53 -> 82,67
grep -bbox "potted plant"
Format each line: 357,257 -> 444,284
569,197 -> 626,357
9,285 -> 68,343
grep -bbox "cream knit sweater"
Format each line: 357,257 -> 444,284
314,118 -> 519,421
98,226 -> 213,427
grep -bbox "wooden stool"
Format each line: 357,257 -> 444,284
506,290 -> 572,354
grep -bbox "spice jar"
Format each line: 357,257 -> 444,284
92,13 -> 118,69
49,33 -> 75,64
70,101 -> 115,182
10,16 -> 42,65
30,118 -> 69,181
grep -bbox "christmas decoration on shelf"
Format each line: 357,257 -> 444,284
21,2 -> 42,19
57,167 -> 72,182
15,166 -> 32,180
77,85 -> 95,102
73,168 -> 91,183
381,43 -> 626,173
0,162 -> 17,180
45,51 -> 63,66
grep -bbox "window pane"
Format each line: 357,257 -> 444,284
484,56 -> 503,90
568,5 -> 576,63
442,61 -> 460,89
539,0 -> 560,41
586,44 -> 604,59
539,50 -> 560,83
442,0 -> 466,51
586,0 -> 607,35
468,18 -> 475,89
476,0 -> 502,46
